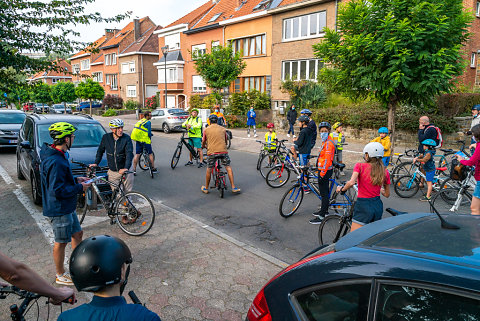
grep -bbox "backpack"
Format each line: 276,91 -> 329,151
426,125 -> 443,148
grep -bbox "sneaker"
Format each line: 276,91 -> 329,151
152,168 -> 158,173
287,134 -> 290,137
312,210 -> 326,218
185,161 -> 193,166
419,196 -> 431,202
309,217 -> 324,224
254,134 -> 258,138
248,134 -> 251,138
340,171 -> 346,176
293,135 -> 296,138
133,171 -> 137,176
56,272 -> 73,286
198,162 -> 204,168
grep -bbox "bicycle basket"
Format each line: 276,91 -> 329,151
450,159 -> 468,181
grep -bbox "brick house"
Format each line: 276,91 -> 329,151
27,59 -> 72,84
462,0 -> 480,89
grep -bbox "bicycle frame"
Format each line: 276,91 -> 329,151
179,132 -> 198,157
448,170 -> 474,212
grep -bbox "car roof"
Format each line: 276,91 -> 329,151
0,110 -> 25,114
336,213 -> 480,270
28,114 -> 99,124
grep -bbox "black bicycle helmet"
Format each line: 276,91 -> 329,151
298,115 -> 310,123
208,114 -> 219,124
318,121 -> 331,130
472,104 -> 480,111
300,109 -> 312,116
69,235 -> 132,292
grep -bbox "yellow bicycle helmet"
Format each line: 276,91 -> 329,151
333,122 -> 342,130
49,122 -> 76,139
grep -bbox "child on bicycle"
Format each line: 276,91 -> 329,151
330,122 -> 346,176
413,139 -> 437,202
265,123 -> 277,152
371,127 -> 391,167
336,142 -> 391,232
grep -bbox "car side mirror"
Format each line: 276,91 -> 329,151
20,141 -> 32,149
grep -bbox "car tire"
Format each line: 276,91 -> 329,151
163,123 -> 171,134
31,173 -> 42,205
17,156 -> 25,180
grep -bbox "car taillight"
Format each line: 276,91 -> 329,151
246,250 -> 334,321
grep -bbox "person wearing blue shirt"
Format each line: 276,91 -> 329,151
247,106 -> 257,138
58,235 -> 161,321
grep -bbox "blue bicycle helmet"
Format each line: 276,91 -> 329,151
422,139 -> 437,147
300,109 -> 312,116
378,127 -> 388,134
318,121 -> 331,130
298,115 -> 310,123
472,104 -> 480,111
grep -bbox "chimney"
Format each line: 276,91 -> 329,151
134,19 -> 141,41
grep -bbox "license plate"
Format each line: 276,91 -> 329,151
9,140 -> 17,144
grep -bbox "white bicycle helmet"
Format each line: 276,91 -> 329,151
109,118 -> 124,129
363,142 -> 384,158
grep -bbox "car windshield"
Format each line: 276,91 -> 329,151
54,105 -> 66,109
0,113 -> 26,124
169,109 -> 188,115
37,123 -> 106,148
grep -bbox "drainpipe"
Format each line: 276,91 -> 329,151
223,25 -> 226,45
335,0 -> 338,32
141,55 -> 145,108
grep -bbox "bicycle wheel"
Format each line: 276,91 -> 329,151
431,188 -> 472,214
259,154 -> 281,178
227,136 -> 231,149
391,162 -> 416,183
79,187 -> 104,225
318,214 -> 351,246
266,165 -> 291,188
279,184 -> 304,218
171,145 -> 182,169
329,190 -> 355,215
139,152 -> 155,171
256,151 -> 265,170
219,179 -> 225,198
394,175 -> 420,198
77,190 -> 88,225
115,191 -> 155,236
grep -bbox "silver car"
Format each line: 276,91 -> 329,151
34,103 -> 49,113
0,110 -> 26,148
150,108 -> 189,133
50,104 -> 72,114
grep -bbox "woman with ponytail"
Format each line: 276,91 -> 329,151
336,142 -> 391,232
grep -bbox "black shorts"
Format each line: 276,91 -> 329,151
207,154 -> 231,169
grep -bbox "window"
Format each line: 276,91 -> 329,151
292,282 -> 371,321
192,44 -> 206,58
376,284 -> 480,320
209,12 -> 223,23
80,59 -> 90,70
283,11 -> 327,41
92,72 -> 103,83
112,53 -> 116,65
471,52 -> 476,68
121,61 -> 135,74
105,53 -> 117,66
105,74 -> 110,85
165,33 -> 180,50
282,59 -> 324,81
158,66 -> 183,83
253,0 -> 272,11
107,74 -> 118,89
230,34 -> 266,57
72,64 -> 80,75
212,41 -> 220,50
52,78 -> 59,84
477,1 -> 480,16
126,85 -> 137,97
192,75 -> 207,92
232,76 -> 268,93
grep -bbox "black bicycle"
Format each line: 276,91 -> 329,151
138,146 -> 155,178
74,161 -> 155,236
171,129 -> 203,169
211,155 -> 227,198
0,285 -> 74,321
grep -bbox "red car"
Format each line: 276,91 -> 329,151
22,103 -> 34,112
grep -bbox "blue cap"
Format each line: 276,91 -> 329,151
422,139 -> 437,147
472,105 -> 480,111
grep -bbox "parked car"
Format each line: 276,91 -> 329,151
246,213 -> 480,321
0,110 -> 26,148
16,114 -> 107,205
150,108 -> 189,133
34,103 -> 50,113
49,104 -> 72,114
76,101 -> 102,111
23,103 -> 35,112
0,101 -> 7,108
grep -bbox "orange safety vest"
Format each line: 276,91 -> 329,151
317,136 -> 335,177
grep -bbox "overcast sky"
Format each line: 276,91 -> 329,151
76,0 -> 208,43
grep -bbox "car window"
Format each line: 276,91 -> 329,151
37,123 -> 106,148
169,109 -> 188,116
151,110 -> 159,116
21,118 -> 33,143
158,110 -> 165,116
293,282 -> 370,321
375,283 -> 480,321
0,113 -> 26,124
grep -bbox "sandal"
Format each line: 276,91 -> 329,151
201,186 -> 209,194
232,187 -> 241,193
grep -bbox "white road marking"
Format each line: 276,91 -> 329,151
81,215 -> 110,227
0,164 -> 15,184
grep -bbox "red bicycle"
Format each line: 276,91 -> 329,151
212,156 -> 227,198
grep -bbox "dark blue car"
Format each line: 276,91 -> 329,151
16,114 -> 107,205
247,213 -> 480,321
76,101 -> 103,111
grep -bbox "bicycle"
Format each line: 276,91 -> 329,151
265,146 -> 301,188
211,155 -> 227,198
171,128 -> 204,169
73,161 -> 155,236
138,146 -> 155,178
279,162 -> 357,218
0,285 -> 74,321
256,139 -> 288,178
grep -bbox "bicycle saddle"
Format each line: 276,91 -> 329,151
436,167 -> 448,171
439,148 -> 454,154
333,162 -> 346,169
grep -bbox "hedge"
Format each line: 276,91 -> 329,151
436,93 -> 480,117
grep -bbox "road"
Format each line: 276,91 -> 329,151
0,128 -> 431,264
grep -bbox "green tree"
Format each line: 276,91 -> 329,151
75,79 -> 105,115
281,80 -> 326,110
31,82 -> 52,108
193,45 -> 246,105
51,82 -> 77,114
0,1 -> 128,89
313,0 -> 472,148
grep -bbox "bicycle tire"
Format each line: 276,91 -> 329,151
115,191 -> 155,236
219,179 -> 225,198
329,190 -> 354,215
79,186 -> 103,225
256,151 -> 265,170
391,161 -> 416,182
139,152 -> 155,171
318,214 -> 351,245
171,145 -> 182,169
266,165 -> 291,188
259,153 -> 281,179
78,191 -> 88,225
227,136 -> 231,149
394,175 -> 420,198
279,184 -> 304,218
431,188 -> 472,214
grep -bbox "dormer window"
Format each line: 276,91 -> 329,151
253,0 -> 271,11
209,12 -> 223,23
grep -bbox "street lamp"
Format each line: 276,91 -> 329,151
161,46 -> 168,108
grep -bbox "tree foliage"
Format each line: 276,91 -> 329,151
280,80 -> 326,110
192,45 -> 246,99
313,0 -> 472,146
51,82 -> 77,113
31,82 -> 52,105
0,0 -> 128,89
75,79 -> 105,115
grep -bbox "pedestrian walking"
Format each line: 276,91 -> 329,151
247,106 -> 257,138
457,124 -> 480,215
286,105 -> 297,138
39,122 -> 91,285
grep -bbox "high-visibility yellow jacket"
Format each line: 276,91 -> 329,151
131,119 -> 151,144
182,116 -> 202,138
371,136 -> 391,157
265,131 -> 277,150
329,132 -> 345,150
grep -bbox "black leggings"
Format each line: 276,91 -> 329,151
318,169 -> 333,216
